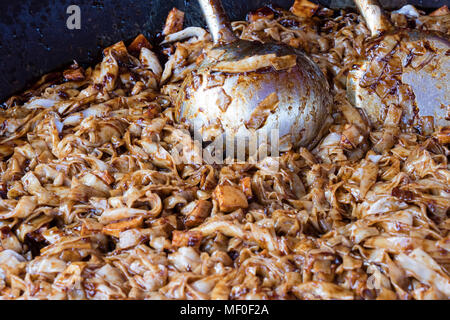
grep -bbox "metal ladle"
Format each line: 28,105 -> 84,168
347,0 -> 449,131
175,0 -> 333,154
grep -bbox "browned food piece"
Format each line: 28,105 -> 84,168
359,160 -> 378,198
299,147 -> 317,165
182,200 -> 213,228
102,40 -> 129,63
290,0 -> 319,18
215,88 -> 232,112
63,64 -> 85,81
102,216 -> 144,237
292,281 -> 354,300
163,8 -> 185,35
213,185 -> 248,213
95,171 -> 115,185
270,54 -> 297,71
144,103 -> 161,119
429,5 -> 449,16
239,177 -> 252,199
391,187 -> 415,202
436,127 -> 450,144
288,37 -> 303,49
200,167 -> 217,191
212,54 -> 296,74
127,34 -> 152,56
247,6 -> 275,22
172,230 -> 203,247
81,219 -> 103,236
69,182 -> 108,203
340,124 -> 363,149
245,92 -> 279,130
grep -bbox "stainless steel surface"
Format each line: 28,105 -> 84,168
198,0 -> 237,44
401,38 -> 450,125
348,0 -> 450,129
175,0 -> 333,152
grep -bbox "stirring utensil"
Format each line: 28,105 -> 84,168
175,0 -> 333,154
347,0 -> 449,131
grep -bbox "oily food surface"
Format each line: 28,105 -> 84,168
0,3 -> 449,299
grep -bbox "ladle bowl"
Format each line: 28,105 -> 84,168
175,0 -> 333,152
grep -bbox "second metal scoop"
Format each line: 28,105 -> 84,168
175,0 -> 332,153
347,0 -> 449,131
